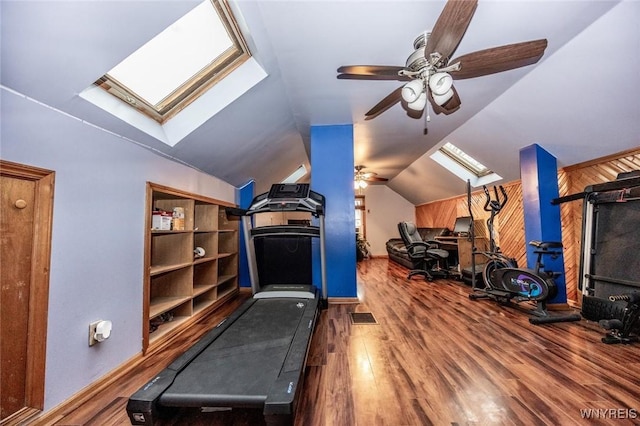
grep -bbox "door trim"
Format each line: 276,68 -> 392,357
0,160 -> 55,423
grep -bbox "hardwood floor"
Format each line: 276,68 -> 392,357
45,258 -> 640,426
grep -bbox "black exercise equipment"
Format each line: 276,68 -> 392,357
554,171 -> 640,342
467,182 -> 581,324
397,221 -> 451,281
598,293 -> 640,344
127,183 -> 327,426
460,185 -> 511,285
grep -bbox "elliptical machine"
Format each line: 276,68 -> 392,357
467,182 -> 581,324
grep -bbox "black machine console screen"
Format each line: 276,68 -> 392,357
268,183 -> 310,200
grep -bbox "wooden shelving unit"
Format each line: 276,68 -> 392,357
142,183 -> 239,353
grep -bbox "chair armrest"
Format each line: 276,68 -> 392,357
405,241 -> 434,261
406,241 -> 430,250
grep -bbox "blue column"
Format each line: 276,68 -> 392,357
237,180 -> 254,288
520,144 -> 567,304
310,125 -> 357,298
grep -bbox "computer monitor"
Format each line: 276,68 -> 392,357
453,216 -> 472,236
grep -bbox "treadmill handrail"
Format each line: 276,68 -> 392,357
250,225 -> 320,238
249,201 -> 323,216
226,201 -> 324,217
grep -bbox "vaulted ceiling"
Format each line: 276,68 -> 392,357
2,0 -> 639,204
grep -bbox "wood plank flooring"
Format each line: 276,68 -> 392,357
45,258 -> 640,425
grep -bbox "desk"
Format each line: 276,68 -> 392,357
435,236 -> 487,272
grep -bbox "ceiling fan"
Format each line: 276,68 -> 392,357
337,0 -> 548,121
354,165 -> 388,189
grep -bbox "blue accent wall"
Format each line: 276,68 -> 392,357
310,125 -> 357,298
238,181 -> 254,288
520,144 -> 567,303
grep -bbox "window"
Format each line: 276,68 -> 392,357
430,142 -> 501,187
355,195 -> 366,239
94,0 -> 250,124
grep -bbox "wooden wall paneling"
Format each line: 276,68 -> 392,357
494,183 -> 526,266
557,169 -> 580,304
415,198 -> 457,228
414,202 -> 434,227
564,148 -> 640,178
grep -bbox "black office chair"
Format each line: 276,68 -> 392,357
398,221 -> 450,281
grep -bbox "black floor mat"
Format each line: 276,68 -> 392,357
350,312 -> 378,324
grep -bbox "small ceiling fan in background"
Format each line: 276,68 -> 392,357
354,165 -> 388,189
337,0 -> 548,123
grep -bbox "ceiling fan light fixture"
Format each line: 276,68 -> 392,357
407,92 -> 427,111
432,88 -> 454,106
428,72 -> 453,96
354,179 -> 368,189
401,79 -> 424,103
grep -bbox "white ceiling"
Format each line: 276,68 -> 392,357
2,0 -> 639,203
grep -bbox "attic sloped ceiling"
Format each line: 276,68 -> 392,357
1,0 -> 639,203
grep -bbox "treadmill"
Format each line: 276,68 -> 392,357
127,183 -> 327,426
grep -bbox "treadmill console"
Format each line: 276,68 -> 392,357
268,183 -> 310,199
249,183 -> 325,215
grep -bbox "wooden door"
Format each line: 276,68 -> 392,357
0,161 -> 54,423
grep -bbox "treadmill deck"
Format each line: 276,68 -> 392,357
159,298 -> 313,407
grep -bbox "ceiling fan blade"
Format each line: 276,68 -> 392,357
425,0 -> 478,62
365,176 -> 389,182
338,73 -> 411,82
365,87 -> 403,120
337,65 -> 405,76
449,39 -> 548,80
428,85 -> 461,115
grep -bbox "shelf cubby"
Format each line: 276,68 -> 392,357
218,230 -> 237,256
193,288 -> 218,314
194,231 -> 218,260
153,196 -> 194,231
217,280 -> 238,300
195,202 -> 219,231
151,232 -> 193,270
218,253 -> 238,277
194,261 -> 218,293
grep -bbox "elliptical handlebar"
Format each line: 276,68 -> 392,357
483,185 -> 508,213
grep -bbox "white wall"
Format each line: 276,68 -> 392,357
357,185 -> 415,256
1,89 -> 236,411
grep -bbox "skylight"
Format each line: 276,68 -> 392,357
94,0 -> 251,124
430,142 -> 501,187
80,0 -> 268,147
440,142 -> 492,177
282,165 -> 308,183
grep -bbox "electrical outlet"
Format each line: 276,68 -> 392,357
89,321 -> 100,346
